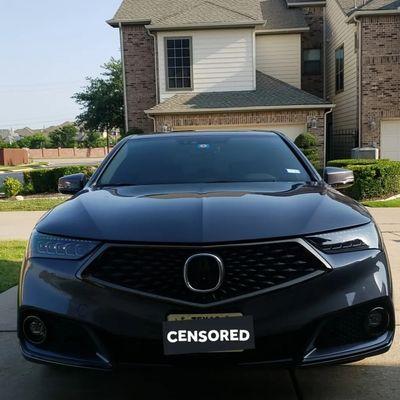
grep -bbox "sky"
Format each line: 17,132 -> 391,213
0,0 -> 122,130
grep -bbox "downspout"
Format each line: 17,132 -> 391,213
147,29 -> 159,132
119,23 -> 129,134
324,107 -> 333,166
354,16 -> 362,148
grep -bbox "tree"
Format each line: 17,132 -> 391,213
81,131 -> 107,148
17,134 -> 49,149
73,58 -> 125,150
49,125 -> 77,148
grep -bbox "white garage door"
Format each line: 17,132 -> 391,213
381,120 -> 400,160
184,124 -> 306,141
258,125 -> 306,141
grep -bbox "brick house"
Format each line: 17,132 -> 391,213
325,0 -> 400,159
109,0 -> 400,162
109,0 -> 332,163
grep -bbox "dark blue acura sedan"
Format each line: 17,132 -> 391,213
18,132 -> 394,369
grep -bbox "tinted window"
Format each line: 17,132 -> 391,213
99,135 -> 311,186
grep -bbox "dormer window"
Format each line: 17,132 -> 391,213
165,37 -> 193,91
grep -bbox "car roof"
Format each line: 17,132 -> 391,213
127,131 -> 282,140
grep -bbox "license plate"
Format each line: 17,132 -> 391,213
163,314 -> 255,356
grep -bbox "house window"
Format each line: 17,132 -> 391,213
335,46 -> 344,93
303,49 -> 322,75
165,37 -> 192,90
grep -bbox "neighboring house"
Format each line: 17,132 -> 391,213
325,0 -> 400,160
109,0 -> 399,162
109,0 -> 332,162
0,129 -> 20,144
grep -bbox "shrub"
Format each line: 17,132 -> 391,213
327,159 -> 400,201
294,133 -> 320,170
23,165 -> 97,194
3,177 -> 23,198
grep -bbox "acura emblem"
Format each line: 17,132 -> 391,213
183,253 -> 224,293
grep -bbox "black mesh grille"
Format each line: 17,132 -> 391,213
315,303 -> 390,349
82,241 -> 327,305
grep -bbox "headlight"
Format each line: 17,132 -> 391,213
28,230 -> 99,260
306,223 -> 381,254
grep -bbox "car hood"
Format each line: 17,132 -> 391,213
37,182 -> 371,243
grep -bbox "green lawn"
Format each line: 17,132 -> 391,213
363,198 -> 400,208
0,197 -> 65,211
0,241 -> 27,293
0,162 -> 48,172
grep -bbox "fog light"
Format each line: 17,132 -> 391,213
23,316 -> 47,344
365,307 -> 389,335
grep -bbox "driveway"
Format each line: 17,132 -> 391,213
0,208 -> 399,399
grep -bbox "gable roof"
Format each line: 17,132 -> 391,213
146,71 -> 332,115
336,0 -> 400,15
109,0 -> 308,30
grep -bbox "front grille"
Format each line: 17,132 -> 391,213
81,241 -> 328,305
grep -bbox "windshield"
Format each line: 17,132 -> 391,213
98,134 -> 311,186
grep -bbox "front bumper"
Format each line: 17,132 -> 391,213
18,248 -> 395,369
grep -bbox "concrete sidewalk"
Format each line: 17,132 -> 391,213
0,211 -> 46,240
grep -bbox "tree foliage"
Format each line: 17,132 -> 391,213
49,125 -> 77,148
73,58 -> 124,135
81,131 -> 107,148
17,134 -> 49,149
294,132 -> 320,170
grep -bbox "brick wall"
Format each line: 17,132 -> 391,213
360,15 -> 400,147
0,149 -> 29,166
28,148 -> 108,159
301,7 -> 324,98
122,25 -> 156,133
152,109 -> 326,163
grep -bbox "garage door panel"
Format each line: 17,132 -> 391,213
381,120 -> 400,160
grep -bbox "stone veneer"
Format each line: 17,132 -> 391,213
301,7 -> 324,98
360,15 -> 400,148
151,109 -> 326,163
122,25 -> 156,133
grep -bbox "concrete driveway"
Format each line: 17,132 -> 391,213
0,208 -> 399,399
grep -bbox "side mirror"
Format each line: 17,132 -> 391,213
58,173 -> 87,195
323,167 -> 354,189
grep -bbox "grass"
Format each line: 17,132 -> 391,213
0,162 -> 48,172
0,241 -> 27,293
0,197 -> 65,211
363,198 -> 400,208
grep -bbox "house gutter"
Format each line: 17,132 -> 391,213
346,10 -> 400,23
119,23 -> 129,134
145,21 -> 266,32
145,104 -> 335,115
287,2 -> 326,6
255,27 -> 310,35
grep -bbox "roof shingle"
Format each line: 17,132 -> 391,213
110,0 -> 308,30
147,71 -> 331,114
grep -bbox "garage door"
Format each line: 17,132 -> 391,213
381,120 -> 400,160
180,124 -> 306,141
